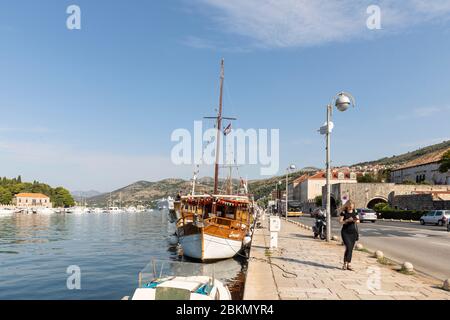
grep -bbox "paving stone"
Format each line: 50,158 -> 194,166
243,219 -> 450,301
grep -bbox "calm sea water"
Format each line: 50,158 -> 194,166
0,211 -> 246,300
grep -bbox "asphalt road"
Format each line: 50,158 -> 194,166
291,216 -> 450,281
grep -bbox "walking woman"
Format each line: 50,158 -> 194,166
339,200 -> 359,271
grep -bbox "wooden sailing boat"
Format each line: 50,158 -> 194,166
175,59 -> 254,261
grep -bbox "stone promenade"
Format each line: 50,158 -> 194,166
243,217 -> 450,300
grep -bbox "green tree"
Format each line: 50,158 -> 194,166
51,187 -> 75,208
315,195 -> 322,207
0,187 -> 13,204
439,150 -> 450,173
374,202 -> 389,212
357,174 -> 377,183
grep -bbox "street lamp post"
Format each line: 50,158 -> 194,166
277,181 -> 282,216
322,92 -> 356,242
285,164 -> 296,217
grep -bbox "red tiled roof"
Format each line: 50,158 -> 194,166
15,193 -> 49,199
394,148 -> 450,171
308,171 -> 354,180
293,174 -> 309,184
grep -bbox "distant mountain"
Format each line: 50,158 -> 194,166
71,190 -> 102,201
86,178 -> 222,207
84,141 -> 450,207
85,170 -> 314,207
353,140 -> 450,167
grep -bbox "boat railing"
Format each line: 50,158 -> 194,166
204,216 -> 248,230
138,259 -> 216,288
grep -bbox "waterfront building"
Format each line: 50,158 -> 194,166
326,183 -> 450,213
391,148 -> 450,185
289,171 -> 357,212
13,193 -> 53,208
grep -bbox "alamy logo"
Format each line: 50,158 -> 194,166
66,5 -> 81,30
66,265 -> 81,290
366,266 -> 381,291
366,5 -> 382,30
171,121 -> 279,176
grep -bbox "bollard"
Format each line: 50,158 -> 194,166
269,216 -> 281,249
443,279 -> 450,291
402,262 -> 414,273
375,250 -> 384,259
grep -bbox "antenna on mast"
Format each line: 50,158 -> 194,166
191,165 -> 200,196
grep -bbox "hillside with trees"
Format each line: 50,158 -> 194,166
0,176 -> 75,207
354,140 -> 450,167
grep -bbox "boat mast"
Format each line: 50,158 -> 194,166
191,165 -> 199,196
213,59 -> 225,195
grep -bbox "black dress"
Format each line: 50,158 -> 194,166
340,210 -> 359,263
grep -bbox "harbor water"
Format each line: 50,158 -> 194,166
0,210 -> 247,300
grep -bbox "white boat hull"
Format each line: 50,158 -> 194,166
179,232 -> 242,261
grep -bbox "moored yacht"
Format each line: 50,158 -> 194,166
176,194 -> 253,261
105,207 -> 124,214
36,208 -> 56,215
0,208 -> 14,216
174,60 -> 254,262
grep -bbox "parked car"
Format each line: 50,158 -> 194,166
356,208 -> 377,223
419,210 -> 450,226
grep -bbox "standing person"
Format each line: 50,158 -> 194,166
339,200 -> 359,271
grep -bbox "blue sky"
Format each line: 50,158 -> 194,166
0,0 -> 450,192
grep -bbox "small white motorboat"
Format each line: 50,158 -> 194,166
71,207 -> 85,214
0,208 -> 14,216
131,276 -> 231,300
125,206 -> 137,213
36,208 -> 55,215
105,207 -> 124,214
126,260 -> 231,301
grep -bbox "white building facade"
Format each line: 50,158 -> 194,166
13,193 -> 53,208
391,148 -> 450,185
291,171 -> 358,211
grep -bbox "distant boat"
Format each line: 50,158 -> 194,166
0,208 -> 14,216
70,207 -> 85,214
157,197 -> 174,210
125,206 -> 137,213
105,207 -> 124,214
36,208 -> 55,215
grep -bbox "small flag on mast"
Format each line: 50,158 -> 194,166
223,123 -> 232,136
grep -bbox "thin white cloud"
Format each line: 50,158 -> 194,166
0,126 -> 50,133
182,35 -> 217,49
191,0 -> 450,48
0,140 -> 193,191
398,106 -> 450,119
400,137 -> 450,149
